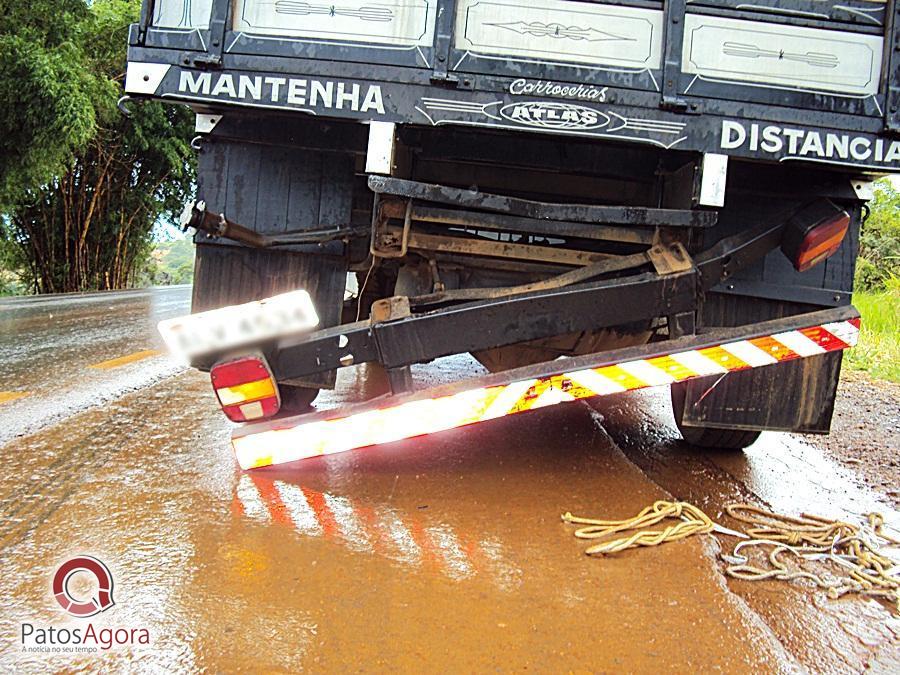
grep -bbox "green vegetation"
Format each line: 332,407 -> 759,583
0,0 -> 194,294
0,0 -> 99,211
855,180 -> 900,292
845,285 -> 900,383
142,238 -> 195,286
844,180 -> 900,383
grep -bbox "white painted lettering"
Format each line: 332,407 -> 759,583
287,79 -> 307,105
211,74 -> 236,98
264,77 -> 286,102
361,85 -> 385,114
336,82 -> 360,110
721,121 -> 746,149
179,71 -> 211,95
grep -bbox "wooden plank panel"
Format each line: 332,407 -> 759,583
286,152 -> 323,232
255,145 -> 293,235
225,142 -> 263,227
319,154 -> 354,227
192,142 -> 352,389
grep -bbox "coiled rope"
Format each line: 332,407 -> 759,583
721,504 -> 900,604
563,500 -> 900,608
561,501 -> 714,556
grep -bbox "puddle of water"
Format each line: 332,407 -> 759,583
718,432 -> 900,537
232,473 -> 523,587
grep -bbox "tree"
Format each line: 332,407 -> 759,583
856,180 -> 900,291
0,0 -> 195,293
0,0 -> 100,211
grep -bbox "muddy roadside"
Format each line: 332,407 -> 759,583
801,370 -> 900,508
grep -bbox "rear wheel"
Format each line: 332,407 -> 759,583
279,384 -> 319,413
670,382 -> 761,450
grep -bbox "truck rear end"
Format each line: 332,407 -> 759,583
127,0 -> 897,461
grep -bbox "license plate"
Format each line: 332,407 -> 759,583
158,290 -> 319,362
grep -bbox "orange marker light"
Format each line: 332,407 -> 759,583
781,203 -> 851,273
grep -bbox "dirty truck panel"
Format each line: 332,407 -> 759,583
130,0 -> 891,449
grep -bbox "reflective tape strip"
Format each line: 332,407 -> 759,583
748,335 -> 798,362
528,386 -> 576,410
698,345 -> 750,371
0,391 -> 30,405
771,330 -> 826,357
822,320 -> 861,346
232,318 -> 860,470
565,368 -> 627,395
667,350 -> 728,376
645,354 -> 699,381
482,379 -> 536,420
799,325 -> 849,351
617,359 -> 676,387
720,340 -> 777,368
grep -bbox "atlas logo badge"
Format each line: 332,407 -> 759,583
499,101 -> 609,130
52,556 -> 115,617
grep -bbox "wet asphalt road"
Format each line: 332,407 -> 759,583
0,286 -> 898,672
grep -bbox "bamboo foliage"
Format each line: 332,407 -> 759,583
0,0 -> 195,294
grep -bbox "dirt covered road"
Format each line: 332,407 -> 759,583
0,287 -> 897,672
804,372 -> 900,508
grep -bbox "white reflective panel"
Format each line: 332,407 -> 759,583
153,0 -> 214,29
454,0 -> 663,70
682,14 -> 883,96
233,0 -> 436,47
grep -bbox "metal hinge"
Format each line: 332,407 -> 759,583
431,0 -> 459,85
659,0 -> 687,112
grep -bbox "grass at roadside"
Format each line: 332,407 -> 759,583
845,290 -> 900,383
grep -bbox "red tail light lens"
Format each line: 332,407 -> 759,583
781,201 -> 851,273
210,354 -> 280,422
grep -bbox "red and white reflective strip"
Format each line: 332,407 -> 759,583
232,318 -> 860,469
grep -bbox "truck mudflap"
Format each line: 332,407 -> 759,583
232,306 -> 860,470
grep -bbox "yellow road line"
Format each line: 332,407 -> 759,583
0,391 -> 30,405
89,349 -> 162,370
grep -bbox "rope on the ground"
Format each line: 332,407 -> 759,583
563,501 -> 900,609
561,500 -> 714,555
721,503 -> 900,607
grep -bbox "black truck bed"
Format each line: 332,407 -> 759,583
126,0 -> 900,173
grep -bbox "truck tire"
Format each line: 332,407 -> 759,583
670,382 -> 761,450
280,384 -> 319,413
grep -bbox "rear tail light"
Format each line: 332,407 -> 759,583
211,354 -> 280,422
781,200 -> 851,273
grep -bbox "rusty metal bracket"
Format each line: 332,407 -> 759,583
648,242 -> 694,276
371,199 -> 412,259
660,0 -> 690,113
371,296 -> 412,323
182,200 -> 366,247
369,176 -> 718,228
431,0 -> 459,84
